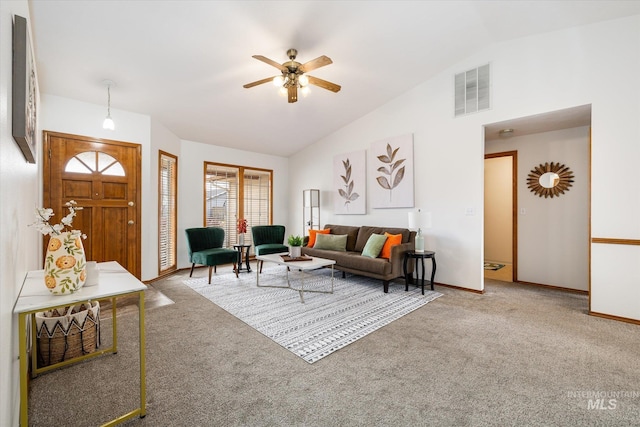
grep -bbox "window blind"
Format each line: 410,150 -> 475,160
159,152 -> 177,273
204,163 -> 272,251
244,169 -> 272,253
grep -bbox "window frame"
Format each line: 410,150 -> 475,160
158,150 -> 178,275
203,161 -> 273,249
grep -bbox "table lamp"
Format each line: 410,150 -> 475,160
408,209 -> 425,253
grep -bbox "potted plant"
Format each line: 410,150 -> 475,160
288,235 -> 303,258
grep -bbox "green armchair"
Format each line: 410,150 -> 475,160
251,225 -> 288,273
185,227 -> 239,283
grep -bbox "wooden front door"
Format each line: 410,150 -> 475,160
43,131 -> 141,278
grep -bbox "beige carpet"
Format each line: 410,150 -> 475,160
27,266 -> 640,426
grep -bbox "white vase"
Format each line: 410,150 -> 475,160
290,246 -> 302,258
43,231 -> 86,295
239,233 -> 245,245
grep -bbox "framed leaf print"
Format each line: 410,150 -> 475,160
334,150 -> 366,214
370,134 -> 414,208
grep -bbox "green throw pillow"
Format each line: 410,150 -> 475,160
361,234 -> 387,258
314,234 -> 348,251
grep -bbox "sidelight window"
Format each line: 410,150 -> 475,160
159,151 -> 178,274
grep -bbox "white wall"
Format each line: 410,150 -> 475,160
289,14 -> 640,320
289,90 -> 486,291
177,139 -> 289,269
591,244 -> 640,320
1,2 -> 40,424
487,127 -> 590,291
149,119 -> 181,276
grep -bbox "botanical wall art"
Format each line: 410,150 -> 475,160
334,150 -> 366,214
369,134 -> 414,208
12,15 -> 37,163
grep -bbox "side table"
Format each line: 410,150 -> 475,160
403,250 -> 436,295
233,244 -> 252,273
14,261 -> 147,426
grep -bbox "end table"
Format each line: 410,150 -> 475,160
233,244 -> 252,273
403,250 -> 436,295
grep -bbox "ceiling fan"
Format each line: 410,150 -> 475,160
243,48 -> 341,103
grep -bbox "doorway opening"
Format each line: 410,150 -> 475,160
484,151 -> 517,282
483,104 -> 591,292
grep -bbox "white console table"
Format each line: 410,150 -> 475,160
13,261 -> 147,426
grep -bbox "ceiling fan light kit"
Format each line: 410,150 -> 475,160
244,48 -> 341,103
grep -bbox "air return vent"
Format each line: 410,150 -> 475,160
455,63 -> 490,116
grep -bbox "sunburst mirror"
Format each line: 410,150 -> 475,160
526,162 -> 574,198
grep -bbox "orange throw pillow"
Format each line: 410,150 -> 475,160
379,232 -> 402,259
308,228 -> 330,247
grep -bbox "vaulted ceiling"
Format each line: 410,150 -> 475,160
29,1 -> 640,156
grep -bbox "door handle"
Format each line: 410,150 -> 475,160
128,220 -> 134,225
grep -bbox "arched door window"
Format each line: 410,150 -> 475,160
65,151 -> 125,176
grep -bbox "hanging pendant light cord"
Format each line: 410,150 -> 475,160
107,85 -> 111,116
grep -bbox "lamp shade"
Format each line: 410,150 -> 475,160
304,189 -> 320,207
408,210 -> 421,230
103,116 -> 114,130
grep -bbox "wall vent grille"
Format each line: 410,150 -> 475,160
455,63 -> 490,116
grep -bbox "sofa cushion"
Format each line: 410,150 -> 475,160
314,234 -> 348,251
301,247 -> 353,265
379,232 -> 403,259
308,228 -> 330,247
355,226 -> 411,251
191,248 -> 239,265
323,224 -> 360,251
339,252 -> 392,275
300,248 -> 393,276
362,234 -> 387,258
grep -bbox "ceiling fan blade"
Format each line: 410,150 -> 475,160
299,55 -> 332,73
243,76 -> 277,89
288,85 -> 298,103
252,55 -> 287,71
307,75 -> 341,93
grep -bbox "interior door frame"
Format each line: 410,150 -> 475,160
484,150 -> 518,282
43,130 -> 142,278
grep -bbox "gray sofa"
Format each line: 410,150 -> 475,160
302,224 -> 415,293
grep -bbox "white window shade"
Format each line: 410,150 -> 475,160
159,152 -> 177,273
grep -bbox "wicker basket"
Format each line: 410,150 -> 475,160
35,301 -> 100,367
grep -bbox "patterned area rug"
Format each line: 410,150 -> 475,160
183,265 -> 442,363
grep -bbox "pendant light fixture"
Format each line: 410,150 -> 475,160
102,80 -> 115,130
